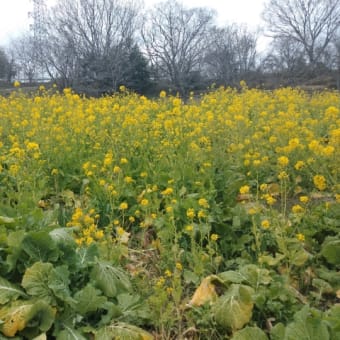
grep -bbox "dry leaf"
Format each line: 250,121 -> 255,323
188,275 -> 218,306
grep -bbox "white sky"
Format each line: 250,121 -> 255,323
0,0 -> 266,46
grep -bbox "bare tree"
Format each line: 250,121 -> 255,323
142,0 -> 215,95
44,0 -> 141,91
9,34 -> 38,83
262,0 -> 340,71
261,36 -> 306,84
0,48 -> 10,81
204,24 -> 258,86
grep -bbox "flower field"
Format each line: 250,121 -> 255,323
0,84 -> 339,339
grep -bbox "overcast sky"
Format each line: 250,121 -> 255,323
0,0 -> 267,46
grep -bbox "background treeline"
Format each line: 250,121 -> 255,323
0,0 -> 340,96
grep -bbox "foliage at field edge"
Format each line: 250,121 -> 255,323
0,84 -> 339,339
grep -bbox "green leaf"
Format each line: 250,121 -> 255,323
0,277 -> 27,304
259,253 -> 285,266
285,306 -> 329,340
0,216 -> 15,226
56,326 -> 87,340
324,304 -> 340,335
72,285 -> 107,314
321,237 -> 340,265
291,249 -> 311,267
21,231 -> 59,263
95,322 -> 153,340
270,323 -> 286,340
213,284 -> 254,331
232,326 -> 268,339
239,264 -> 272,287
21,262 -> 54,304
218,271 -> 245,284
91,261 -> 132,297
312,278 -> 333,294
183,270 -> 199,284
49,228 -> 76,246
48,266 -> 73,303
75,243 -> 98,268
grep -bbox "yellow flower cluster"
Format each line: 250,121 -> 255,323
67,208 -> 104,246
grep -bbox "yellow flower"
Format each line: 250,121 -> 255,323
165,269 -> 172,277
95,230 -> 104,239
299,196 -> 309,204
277,156 -> 289,167
210,233 -> 219,241
175,262 -> 183,271
186,208 -> 195,219
278,171 -> 288,180
292,204 -> 304,214
113,166 -> 121,174
13,80 -> 20,87
140,171 -> 148,178
120,157 -> 128,164
313,175 -> 327,191
156,276 -> 165,287
261,220 -> 270,229
185,225 -> 194,232
198,198 -> 209,208
119,202 -> 128,210
294,161 -> 305,170
296,233 -> 305,242
124,176 -> 134,183
140,198 -> 149,206
239,185 -> 250,194
159,90 -> 167,98
197,210 -> 206,218
260,183 -> 268,192
161,187 -> 173,196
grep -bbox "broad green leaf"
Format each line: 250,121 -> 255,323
232,326 -> 268,339
312,278 -> 333,294
0,277 -> 27,304
324,304 -> 340,334
49,228 -> 76,246
116,293 -> 151,321
21,231 -> 59,263
0,300 -> 54,337
259,253 -> 285,266
285,306 -> 329,340
5,231 -> 26,271
0,216 -> 15,226
218,271 -> 245,284
75,243 -> 98,268
321,237 -> 340,265
291,249 -> 311,266
72,285 -> 107,314
91,261 -> 132,297
48,265 -> 73,302
56,325 -> 87,340
183,270 -> 199,284
95,322 -> 154,340
239,264 -> 272,287
270,323 -> 286,340
21,262 -> 54,304
213,284 -> 254,331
